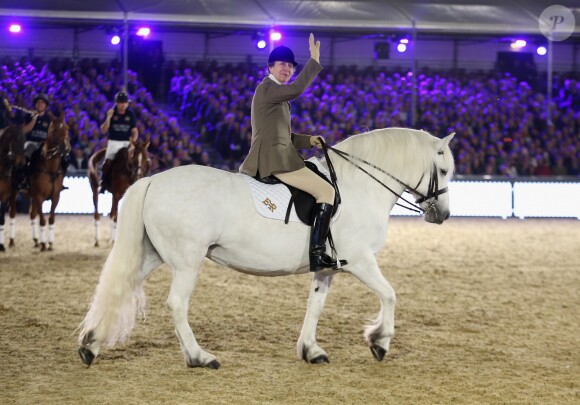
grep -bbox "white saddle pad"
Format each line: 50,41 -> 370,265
240,159 -> 341,224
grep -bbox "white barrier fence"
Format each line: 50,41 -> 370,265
44,176 -> 580,219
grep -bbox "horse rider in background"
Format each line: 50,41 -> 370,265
15,93 -> 69,191
99,91 -> 138,193
0,92 -> 15,129
239,34 -> 344,272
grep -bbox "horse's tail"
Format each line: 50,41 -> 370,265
78,177 -> 152,348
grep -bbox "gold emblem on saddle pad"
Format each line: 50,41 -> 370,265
263,198 -> 277,212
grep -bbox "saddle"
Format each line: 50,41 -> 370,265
254,160 -> 340,226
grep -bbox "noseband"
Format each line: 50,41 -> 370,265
326,146 -> 448,214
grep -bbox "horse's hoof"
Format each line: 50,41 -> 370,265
94,241 -> 99,248
48,244 -> 53,251
9,239 -> 15,247
33,239 -> 39,248
310,355 -> 329,364
370,345 -> 386,361
40,244 -> 46,252
206,360 -> 221,369
0,244 -> 5,252
78,346 -> 95,366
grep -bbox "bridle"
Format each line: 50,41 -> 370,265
324,145 -> 449,214
44,122 -> 70,161
128,146 -> 149,182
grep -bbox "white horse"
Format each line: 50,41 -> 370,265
78,128 -> 455,368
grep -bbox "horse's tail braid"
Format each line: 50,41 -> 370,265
78,177 -> 152,348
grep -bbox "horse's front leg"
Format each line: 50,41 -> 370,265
29,198 -> 40,248
297,271 -> 335,364
36,198 -> 48,252
347,252 -> 396,361
47,193 -> 60,251
110,193 -> 120,243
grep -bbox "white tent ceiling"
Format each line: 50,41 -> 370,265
0,0 -> 578,36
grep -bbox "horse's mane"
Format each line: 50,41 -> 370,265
330,128 -> 454,192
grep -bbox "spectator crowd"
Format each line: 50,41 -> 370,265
1,55 -> 578,177
170,61 -> 579,177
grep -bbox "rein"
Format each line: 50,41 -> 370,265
323,144 -> 448,214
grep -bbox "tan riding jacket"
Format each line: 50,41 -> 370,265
239,58 -> 323,178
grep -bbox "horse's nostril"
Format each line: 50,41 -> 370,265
444,212 -> 450,220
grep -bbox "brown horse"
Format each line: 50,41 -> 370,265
88,137 -> 150,246
0,125 -> 26,251
27,114 -> 70,251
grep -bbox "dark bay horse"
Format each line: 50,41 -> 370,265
0,125 -> 26,251
27,114 -> 70,251
88,138 -> 150,246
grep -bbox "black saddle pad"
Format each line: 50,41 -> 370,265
255,161 -> 339,225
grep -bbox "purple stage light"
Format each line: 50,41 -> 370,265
257,39 -> 267,49
270,31 -> 281,41
397,43 -> 407,53
536,46 -> 547,56
111,35 -> 121,45
400,38 -> 409,44
9,24 -> 21,33
136,27 -> 150,37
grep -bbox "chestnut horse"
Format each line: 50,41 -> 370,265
0,125 -> 26,251
88,138 -> 150,246
27,113 -> 70,251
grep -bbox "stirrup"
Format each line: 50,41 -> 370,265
310,253 -> 348,272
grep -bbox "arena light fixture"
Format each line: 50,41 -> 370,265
270,31 -> 282,41
111,35 -> 121,45
253,32 -> 267,49
536,46 -> 547,56
399,38 -> 409,44
136,27 -> 151,37
9,24 -> 21,33
510,39 -> 526,49
397,43 -> 407,53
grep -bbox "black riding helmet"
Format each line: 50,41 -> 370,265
32,93 -> 50,106
268,46 -> 298,67
115,92 -> 130,103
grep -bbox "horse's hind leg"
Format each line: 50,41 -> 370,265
92,184 -> 100,247
166,254 -> 220,369
297,272 -> 335,364
8,192 -> 16,247
348,253 -> 396,362
0,201 -> 6,251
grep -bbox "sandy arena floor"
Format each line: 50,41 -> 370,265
0,214 -> 578,404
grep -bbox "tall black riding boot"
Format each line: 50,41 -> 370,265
310,203 -> 340,272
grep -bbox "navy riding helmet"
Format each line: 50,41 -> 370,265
115,92 -> 130,103
32,93 -> 50,106
268,46 -> 298,67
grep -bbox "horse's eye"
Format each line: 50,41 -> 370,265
440,169 -> 448,176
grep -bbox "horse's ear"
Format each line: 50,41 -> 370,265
439,132 -> 455,149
